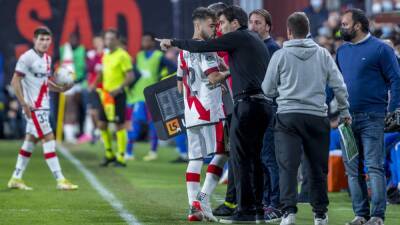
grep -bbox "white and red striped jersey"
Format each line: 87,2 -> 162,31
177,50 -> 225,128
15,49 -> 52,111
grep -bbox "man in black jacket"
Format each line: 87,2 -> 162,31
157,5 -> 272,223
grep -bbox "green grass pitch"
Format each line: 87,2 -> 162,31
0,140 -> 399,225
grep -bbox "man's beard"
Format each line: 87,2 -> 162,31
200,30 -> 212,40
340,26 -> 357,42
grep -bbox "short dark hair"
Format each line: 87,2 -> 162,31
344,8 -> 369,33
142,32 -> 156,40
249,9 -> 272,31
219,5 -> 248,28
192,7 -> 216,22
287,12 -> 310,38
34,26 -> 52,38
207,2 -> 228,14
104,28 -> 120,39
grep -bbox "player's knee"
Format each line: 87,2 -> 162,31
98,122 -> 107,130
115,123 -> 125,131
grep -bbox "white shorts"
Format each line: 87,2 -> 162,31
187,121 -> 226,160
26,110 -> 52,139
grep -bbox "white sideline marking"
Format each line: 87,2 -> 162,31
58,144 -> 141,225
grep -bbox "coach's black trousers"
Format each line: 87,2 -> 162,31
274,113 -> 330,216
230,98 -> 272,214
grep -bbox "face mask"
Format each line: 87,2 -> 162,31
381,26 -> 392,37
311,0 -> 322,9
340,26 -> 356,42
382,0 -> 393,11
396,3 -> 400,10
372,3 -> 382,14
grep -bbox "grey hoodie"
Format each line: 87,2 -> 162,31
262,38 -> 350,117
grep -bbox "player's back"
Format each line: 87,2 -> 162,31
15,49 -> 52,110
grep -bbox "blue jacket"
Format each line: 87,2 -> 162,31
336,35 -> 400,113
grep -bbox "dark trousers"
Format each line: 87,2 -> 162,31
225,157 -> 237,204
298,155 -> 311,202
261,105 -> 280,208
274,113 -> 330,216
230,99 -> 272,213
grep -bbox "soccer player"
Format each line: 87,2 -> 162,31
7,26 -> 78,190
97,29 -> 134,167
177,7 -> 229,222
126,33 -> 176,161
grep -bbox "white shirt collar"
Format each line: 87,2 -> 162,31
352,33 -> 371,45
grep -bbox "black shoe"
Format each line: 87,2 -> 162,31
213,202 -> 236,217
170,156 -> 188,163
99,157 -> 116,167
219,211 -> 256,224
114,160 -> 127,167
264,206 -> 283,223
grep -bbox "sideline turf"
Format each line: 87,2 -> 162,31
1,141 -> 399,224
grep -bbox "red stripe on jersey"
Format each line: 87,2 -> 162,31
44,54 -> 51,73
19,149 -> 32,158
15,71 -> 26,77
215,121 -> 225,153
207,164 -> 223,177
180,51 -> 211,121
204,67 -> 219,76
44,152 -> 57,159
31,112 -> 44,139
186,172 -> 200,182
34,82 -> 48,108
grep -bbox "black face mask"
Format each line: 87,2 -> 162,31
340,26 -> 357,42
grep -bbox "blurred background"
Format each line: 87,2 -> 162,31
0,0 -> 399,140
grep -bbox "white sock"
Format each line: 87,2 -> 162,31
84,113 -> 94,136
64,124 -> 76,142
186,160 -> 203,205
12,141 -> 35,179
198,154 -> 227,202
43,140 -> 65,181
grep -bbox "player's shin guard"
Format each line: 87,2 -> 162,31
186,160 -> 203,205
43,140 -> 65,181
100,129 -> 114,159
12,141 -> 35,179
116,129 -> 127,162
198,154 -> 228,201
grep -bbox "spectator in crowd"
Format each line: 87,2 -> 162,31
248,8 -> 283,223
0,52 -> 5,138
262,11 -> 350,225
303,0 -> 329,37
337,8 -> 400,225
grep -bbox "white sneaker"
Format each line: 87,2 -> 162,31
199,199 -> 218,222
280,213 -> 296,225
143,151 -> 157,161
365,217 -> 384,225
314,214 -> 328,225
345,216 -> 367,225
124,153 -> 135,161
